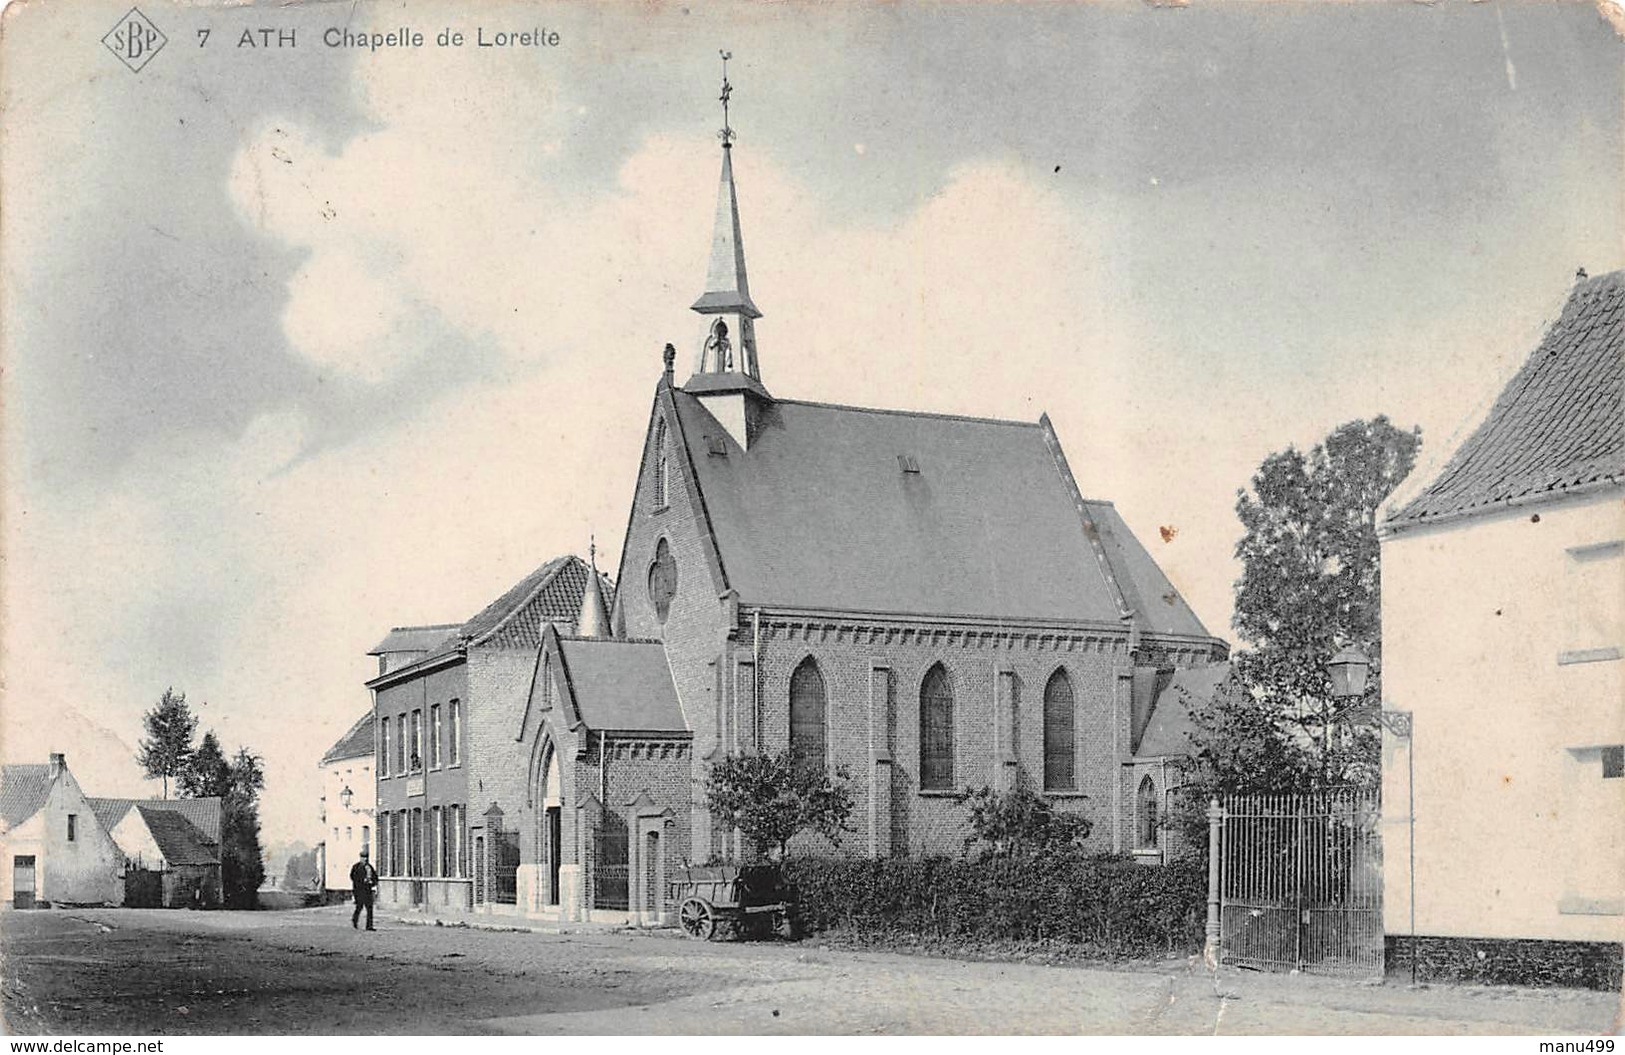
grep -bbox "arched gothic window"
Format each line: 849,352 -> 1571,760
1043,669 -> 1076,792
789,658 -> 827,774
919,663 -> 955,791
653,418 -> 670,509
1137,774 -> 1160,850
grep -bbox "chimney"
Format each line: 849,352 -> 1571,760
47,753 -> 65,778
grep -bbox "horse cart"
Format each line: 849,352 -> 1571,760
671,863 -> 792,941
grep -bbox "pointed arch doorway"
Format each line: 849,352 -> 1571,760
540,745 -> 563,906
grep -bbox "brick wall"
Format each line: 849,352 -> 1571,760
617,388 -> 736,857
734,619 -> 1217,857
374,661 -> 470,888
465,646 -> 541,859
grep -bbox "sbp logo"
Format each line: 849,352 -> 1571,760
102,8 -> 167,73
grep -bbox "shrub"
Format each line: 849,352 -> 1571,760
781,853 -> 1205,958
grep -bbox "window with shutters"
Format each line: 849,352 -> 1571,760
447,700 -> 461,766
1137,774 -> 1159,850
789,657 -> 827,773
1043,669 -> 1076,791
920,663 -> 955,791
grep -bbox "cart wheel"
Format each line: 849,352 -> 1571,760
679,897 -> 715,940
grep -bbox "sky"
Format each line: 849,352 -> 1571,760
2,0 -> 1621,850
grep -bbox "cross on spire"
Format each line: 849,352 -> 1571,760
718,50 -> 735,147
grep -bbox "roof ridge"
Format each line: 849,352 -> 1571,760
465,554 -> 578,647
772,396 -> 1042,430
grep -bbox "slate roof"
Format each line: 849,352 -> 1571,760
1135,663 -> 1231,759
367,624 -> 462,657
1388,271 -> 1624,527
89,797 -> 222,845
555,637 -> 687,733
321,711 -> 376,765
669,390 -> 1211,635
0,764 -> 55,828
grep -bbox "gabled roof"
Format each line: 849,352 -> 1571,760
553,634 -> 688,733
367,624 -> 461,657
369,556 -> 614,687
459,556 -> 615,650
667,389 -> 1211,635
1388,271 -> 1624,528
135,804 -> 220,866
89,796 -> 222,845
0,764 -> 55,828
1135,663 -> 1231,759
321,711 -> 376,765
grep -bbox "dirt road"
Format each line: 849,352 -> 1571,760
2,907 -> 1618,1034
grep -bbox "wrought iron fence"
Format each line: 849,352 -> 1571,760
1219,790 -> 1382,978
594,865 -> 630,911
490,828 -> 520,905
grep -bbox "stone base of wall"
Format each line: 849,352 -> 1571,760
1385,935 -> 1623,991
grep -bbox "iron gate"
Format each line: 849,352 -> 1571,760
1219,790 -> 1382,977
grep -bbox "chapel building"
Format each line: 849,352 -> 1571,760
367,69 -> 1229,923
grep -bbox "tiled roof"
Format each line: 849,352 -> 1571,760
0,764 -> 55,828
367,624 -> 462,657
89,797 -> 222,844
460,556 -> 613,650
1135,663 -> 1232,759
1389,271 -> 1624,527
556,637 -> 687,733
321,711 -> 375,764
669,390 -> 1211,635
135,804 -> 220,867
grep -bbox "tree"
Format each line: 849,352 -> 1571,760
136,688 -> 197,799
216,747 -> 267,908
704,751 -> 855,860
958,785 -> 1092,860
172,728 -> 266,908
1229,416 -> 1420,787
281,849 -> 321,892
177,731 -> 230,798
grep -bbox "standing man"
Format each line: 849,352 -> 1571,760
350,846 -> 378,931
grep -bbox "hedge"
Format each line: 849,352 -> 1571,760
780,853 -> 1206,958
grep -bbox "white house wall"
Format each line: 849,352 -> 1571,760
322,756 -> 375,890
1381,491 -> 1624,944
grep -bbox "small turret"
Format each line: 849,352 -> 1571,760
576,539 -> 610,639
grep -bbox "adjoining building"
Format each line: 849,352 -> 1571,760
88,796 -> 223,908
1,754 -> 123,908
359,70 -> 1228,925
368,554 -> 611,915
1379,269 -> 1623,986
318,710 -> 376,895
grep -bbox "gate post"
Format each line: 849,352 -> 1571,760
1204,797 -> 1223,970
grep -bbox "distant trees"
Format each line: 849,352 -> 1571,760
1203,416 -> 1421,794
704,751 -> 855,861
133,691 -> 266,908
281,849 -> 321,892
136,689 -> 197,800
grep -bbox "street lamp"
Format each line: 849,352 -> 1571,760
1327,644 -> 1417,985
1328,645 -> 1371,700
340,785 -> 353,810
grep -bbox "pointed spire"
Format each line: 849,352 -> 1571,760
691,147 -> 761,320
692,51 -> 760,322
576,539 -> 609,639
